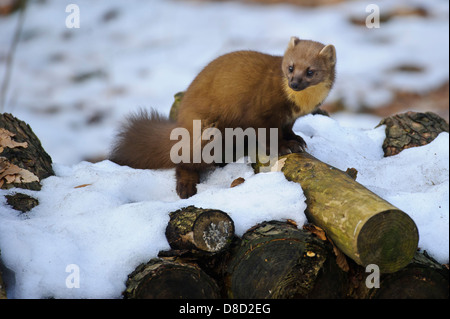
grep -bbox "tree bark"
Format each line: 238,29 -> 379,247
165,206 -> 235,253
123,258 -> 221,299
226,221 -> 347,299
377,111 -> 449,157
1,113 -> 54,191
278,152 -> 419,273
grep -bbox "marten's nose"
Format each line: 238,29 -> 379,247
290,82 -> 299,90
289,80 -> 302,91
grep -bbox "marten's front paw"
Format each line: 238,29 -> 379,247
279,138 -> 307,155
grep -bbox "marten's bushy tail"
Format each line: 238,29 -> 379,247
110,110 -> 178,169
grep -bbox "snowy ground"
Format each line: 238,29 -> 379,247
0,0 -> 448,299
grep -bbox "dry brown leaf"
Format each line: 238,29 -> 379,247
303,223 -> 349,272
74,183 -> 92,189
329,237 -> 350,272
286,219 -> 298,227
0,157 -> 39,187
230,177 -> 245,188
0,128 -> 28,152
303,224 -> 327,241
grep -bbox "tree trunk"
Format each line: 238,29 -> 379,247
165,206 -> 235,253
349,251 -> 449,299
278,152 -> 419,274
123,258 -> 221,299
1,113 -> 54,191
225,221 -> 347,299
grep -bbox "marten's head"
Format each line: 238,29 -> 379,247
282,37 -> 336,92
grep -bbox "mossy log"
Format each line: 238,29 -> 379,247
226,221 -> 347,299
279,152 -> 419,273
165,206 -> 235,253
123,258 -> 221,299
349,251 -> 449,299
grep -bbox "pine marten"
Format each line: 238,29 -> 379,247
110,37 -> 336,198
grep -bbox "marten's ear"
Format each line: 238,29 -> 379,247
319,44 -> 336,66
288,36 -> 301,49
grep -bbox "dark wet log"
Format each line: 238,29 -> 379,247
165,206 -> 235,253
123,258 -> 221,299
0,113 -> 54,191
226,221 -> 347,299
349,251 -> 449,299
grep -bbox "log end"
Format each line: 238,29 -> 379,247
165,206 -> 235,253
193,210 -> 235,253
123,258 -> 221,299
357,209 -> 419,273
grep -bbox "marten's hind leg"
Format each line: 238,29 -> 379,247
176,166 -> 200,199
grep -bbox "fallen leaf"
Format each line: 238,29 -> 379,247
230,177 -> 245,188
303,223 -> 349,271
0,128 -> 28,152
286,219 -> 298,227
329,237 -> 350,272
303,224 -> 327,241
74,183 -> 92,189
0,157 -> 39,188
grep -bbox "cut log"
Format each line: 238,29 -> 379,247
377,111 -> 449,157
165,206 -> 235,253
349,251 -> 449,299
226,221 -> 347,299
0,113 -> 54,190
123,258 -> 221,299
279,152 -> 419,273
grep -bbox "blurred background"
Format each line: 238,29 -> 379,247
0,0 -> 448,165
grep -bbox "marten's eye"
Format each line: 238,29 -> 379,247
288,65 -> 294,73
306,69 -> 315,77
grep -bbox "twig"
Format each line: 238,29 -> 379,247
0,0 -> 27,112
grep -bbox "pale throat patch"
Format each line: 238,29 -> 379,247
283,79 -> 331,118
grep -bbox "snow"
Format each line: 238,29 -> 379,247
1,114 -> 448,299
0,0 -> 448,299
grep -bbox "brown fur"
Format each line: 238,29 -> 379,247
110,110 -> 178,169
110,37 -> 336,198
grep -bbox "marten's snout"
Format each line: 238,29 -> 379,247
289,81 -> 300,90
289,77 -> 307,91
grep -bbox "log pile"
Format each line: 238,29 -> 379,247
122,109 -> 448,299
1,111 -> 448,299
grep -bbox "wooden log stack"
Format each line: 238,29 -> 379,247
1,111 -> 448,299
